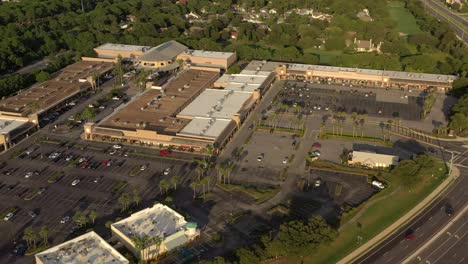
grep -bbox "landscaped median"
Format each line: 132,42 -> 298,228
274,155 -> 448,264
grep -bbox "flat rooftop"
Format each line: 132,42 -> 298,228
95,43 -> 150,52
178,89 -> 253,120
99,70 -> 219,133
35,231 -> 128,264
284,63 -> 457,84
243,60 -> 282,72
179,117 -> 233,139
0,118 -> 29,134
183,49 -> 235,59
216,73 -> 269,86
0,61 -> 113,116
112,204 -> 188,240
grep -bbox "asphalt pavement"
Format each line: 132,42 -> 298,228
354,141 -> 468,264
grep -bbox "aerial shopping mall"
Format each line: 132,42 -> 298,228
0,40 -> 457,153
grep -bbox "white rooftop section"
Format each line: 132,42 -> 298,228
112,204 -> 188,240
178,89 -> 252,120
35,231 -> 128,264
238,70 -> 273,77
285,63 -> 457,83
95,43 -> 150,52
224,82 -> 260,93
179,118 -> 232,139
216,73 -> 269,85
0,118 -> 28,134
184,49 -> 235,59
351,151 -> 399,167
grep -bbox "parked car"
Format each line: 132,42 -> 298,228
372,180 -> 385,189
24,172 -> 33,179
140,165 -> 147,171
60,216 -> 70,224
282,157 -> 288,164
257,153 -> 264,162
28,211 -> 37,218
113,144 -> 122,149
109,149 -> 117,155
312,142 -> 322,148
3,212 -> 15,221
13,244 -> 28,256
163,167 -> 171,175
314,179 -> 322,187
71,180 -> 80,186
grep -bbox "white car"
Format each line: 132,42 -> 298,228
109,149 -> 117,155
257,154 -> 264,162
113,144 -> 122,149
314,179 -> 322,187
372,180 -> 385,189
140,165 -> 147,171
60,216 -> 70,224
24,172 -> 33,179
163,168 -> 171,175
283,157 -> 288,164
3,212 -> 14,221
71,180 -> 80,186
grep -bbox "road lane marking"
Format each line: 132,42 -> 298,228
432,229 -> 468,264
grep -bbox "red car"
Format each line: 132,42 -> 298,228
101,160 -> 108,167
81,162 -> 89,169
312,142 -> 322,149
160,150 -> 171,155
405,229 -> 415,240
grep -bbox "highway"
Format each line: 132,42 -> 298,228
355,141 -> 468,264
405,205 -> 467,264
421,0 -> 468,44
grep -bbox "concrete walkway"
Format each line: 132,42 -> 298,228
337,166 -> 461,264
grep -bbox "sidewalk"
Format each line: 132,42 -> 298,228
337,165 -> 460,264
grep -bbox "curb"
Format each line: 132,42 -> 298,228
338,165 -> 459,264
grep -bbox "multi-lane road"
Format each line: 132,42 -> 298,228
355,141 -> 468,264
422,0 -> 468,44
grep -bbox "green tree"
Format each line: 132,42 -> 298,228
23,226 -> 38,247
81,107 -> 96,121
73,210 -> 88,227
132,188 -> 141,207
39,225 -> 49,246
118,192 -> 131,212
35,71 -> 50,82
89,210 -> 97,224
227,64 -> 241,74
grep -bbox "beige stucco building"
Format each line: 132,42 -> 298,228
348,151 -> 399,168
111,204 -> 199,261
177,50 -> 237,69
94,43 -> 151,59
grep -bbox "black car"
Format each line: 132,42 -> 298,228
13,244 -> 28,256
445,204 -> 454,216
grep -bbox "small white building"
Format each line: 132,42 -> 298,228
111,204 -> 199,261
349,151 -> 399,168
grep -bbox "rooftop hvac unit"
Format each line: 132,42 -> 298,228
256,66 -> 261,71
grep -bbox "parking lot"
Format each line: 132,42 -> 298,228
0,136 -> 197,262
232,130 -> 302,185
275,81 -> 424,120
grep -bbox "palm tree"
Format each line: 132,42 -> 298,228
89,210 -> 97,224
224,161 -> 234,184
23,226 -> 36,247
159,179 -> 169,194
132,235 -> 152,261
152,236 -> 163,260
194,159 -> 209,181
215,163 -> 225,183
118,192 -> 131,212
190,181 -> 198,199
133,188 -> 141,207
39,225 -> 49,246
113,55 -> 124,87
136,69 -> 150,92
170,176 -> 179,190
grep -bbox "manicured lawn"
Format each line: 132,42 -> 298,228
388,1 -> 422,35
304,49 -> 343,65
276,157 -> 447,264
